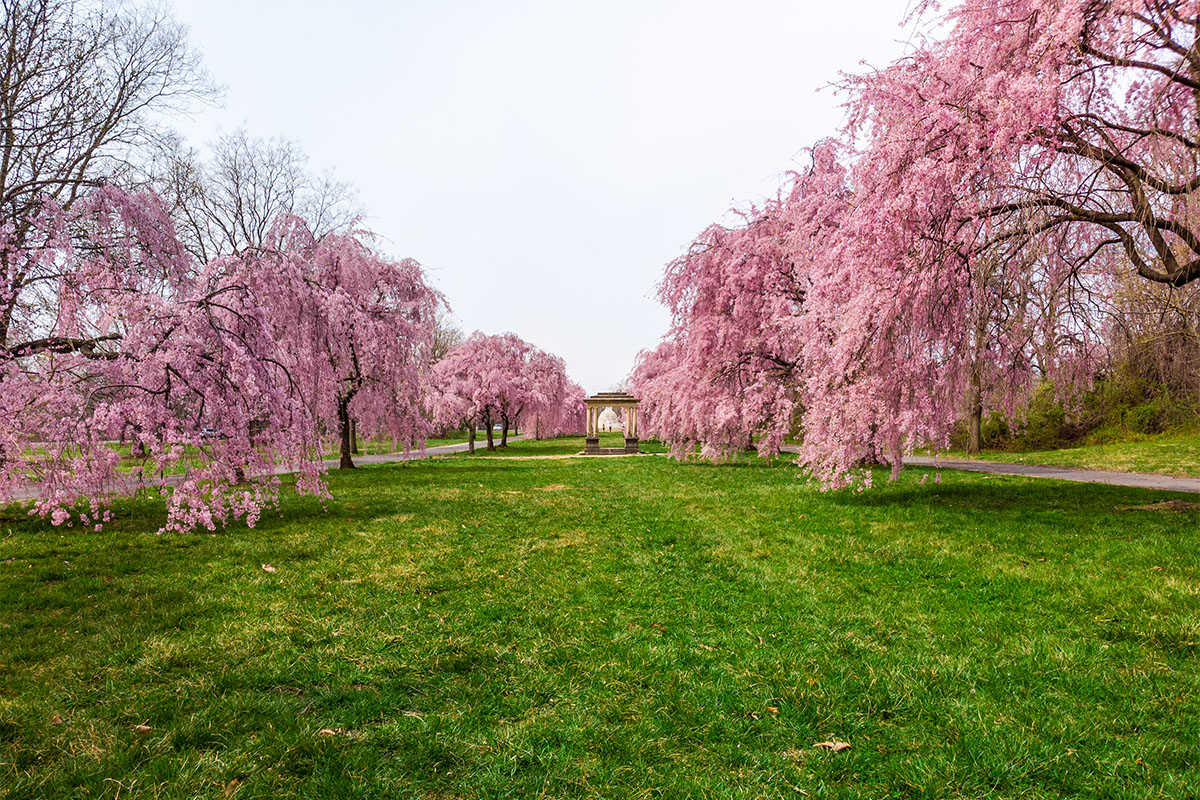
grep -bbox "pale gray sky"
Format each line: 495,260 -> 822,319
170,1 -> 917,393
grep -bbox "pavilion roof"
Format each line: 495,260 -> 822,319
586,392 -> 639,404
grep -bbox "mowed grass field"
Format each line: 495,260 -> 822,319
2,439 -> 1199,798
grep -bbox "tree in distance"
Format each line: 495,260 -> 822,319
427,332 -> 582,452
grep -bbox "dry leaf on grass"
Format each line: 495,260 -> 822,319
318,728 -> 337,736
223,778 -> 240,797
813,740 -> 850,752
132,724 -> 153,734
261,563 -> 277,573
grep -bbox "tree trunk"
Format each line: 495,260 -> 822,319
338,396 -> 356,469
888,432 -> 903,482
485,412 -> 495,450
860,423 -> 883,466
350,418 -> 359,454
500,412 -> 509,448
468,424 -> 475,454
966,370 -> 983,455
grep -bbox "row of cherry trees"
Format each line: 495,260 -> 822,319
427,332 -> 585,453
0,0 -> 586,532
633,0 -> 1198,487
0,186 -> 446,531
0,183 -> 585,531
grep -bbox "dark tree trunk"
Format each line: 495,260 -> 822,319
859,422 -> 884,466
966,370 -> 983,455
232,424 -> 247,483
485,412 -> 495,450
468,424 -> 476,454
338,396 -> 356,469
966,311 -> 990,456
500,412 -> 509,448
350,418 -> 359,454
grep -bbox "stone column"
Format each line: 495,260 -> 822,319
585,402 -> 599,453
624,403 -> 640,454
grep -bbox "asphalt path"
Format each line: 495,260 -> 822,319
6,435 -> 529,503
12,436 -> 1198,502
902,455 -> 1200,493
334,434 -> 528,467
778,445 -> 1199,494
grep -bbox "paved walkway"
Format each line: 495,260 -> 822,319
14,438 -> 1198,501
902,455 -> 1200,493
5,435 -> 529,503
395,441 -> 1199,493
333,434 -> 528,467
778,445 -> 1199,493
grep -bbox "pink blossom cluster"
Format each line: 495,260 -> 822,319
231,214 -> 443,470
426,332 -> 584,442
636,0 -> 1190,486
1,187 -> 440,531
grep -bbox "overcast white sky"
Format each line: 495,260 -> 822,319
170,1 -> 918,393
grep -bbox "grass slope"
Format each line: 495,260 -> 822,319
2,447 -> 1198,798
954,431 -> 1200,478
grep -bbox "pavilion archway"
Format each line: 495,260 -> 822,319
585,392 -> 640,454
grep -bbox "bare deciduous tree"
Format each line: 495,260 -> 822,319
153,130 -> 359,261
0,0 -> 212,346
428,310 -> 465,365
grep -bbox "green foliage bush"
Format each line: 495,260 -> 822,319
959,373 -> 1198,453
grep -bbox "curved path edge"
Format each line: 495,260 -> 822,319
902,455 -> 1200,493
4,435 -> 532,504
777,445 -> 1199,493
337,434 -> 530,467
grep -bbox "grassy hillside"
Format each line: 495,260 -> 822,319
952,431 -> 1200,477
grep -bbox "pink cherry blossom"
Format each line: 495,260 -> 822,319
426,332 -> 582,449
1,187 -> 439,530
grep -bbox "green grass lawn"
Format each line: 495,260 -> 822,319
455,432 -> 669,457
949,431 -> 1200,477
2,444 -> 1199,798
96,433 -> 478,479
319,433 -> 480,461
